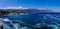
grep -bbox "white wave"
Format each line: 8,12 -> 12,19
3,18 -> 10,22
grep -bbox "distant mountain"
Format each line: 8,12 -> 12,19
0,9 -> 52,16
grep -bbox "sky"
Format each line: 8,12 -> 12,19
0,0 -> 60,12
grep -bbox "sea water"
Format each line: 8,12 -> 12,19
0,13 -> 60,29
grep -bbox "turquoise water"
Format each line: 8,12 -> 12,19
0,13 -> 60,29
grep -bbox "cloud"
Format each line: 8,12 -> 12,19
0,6 -> 29,9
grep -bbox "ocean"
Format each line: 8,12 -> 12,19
0,13 -> 60,29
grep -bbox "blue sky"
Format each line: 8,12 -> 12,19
0,0 -> 60,12
0,0 -> 19,7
